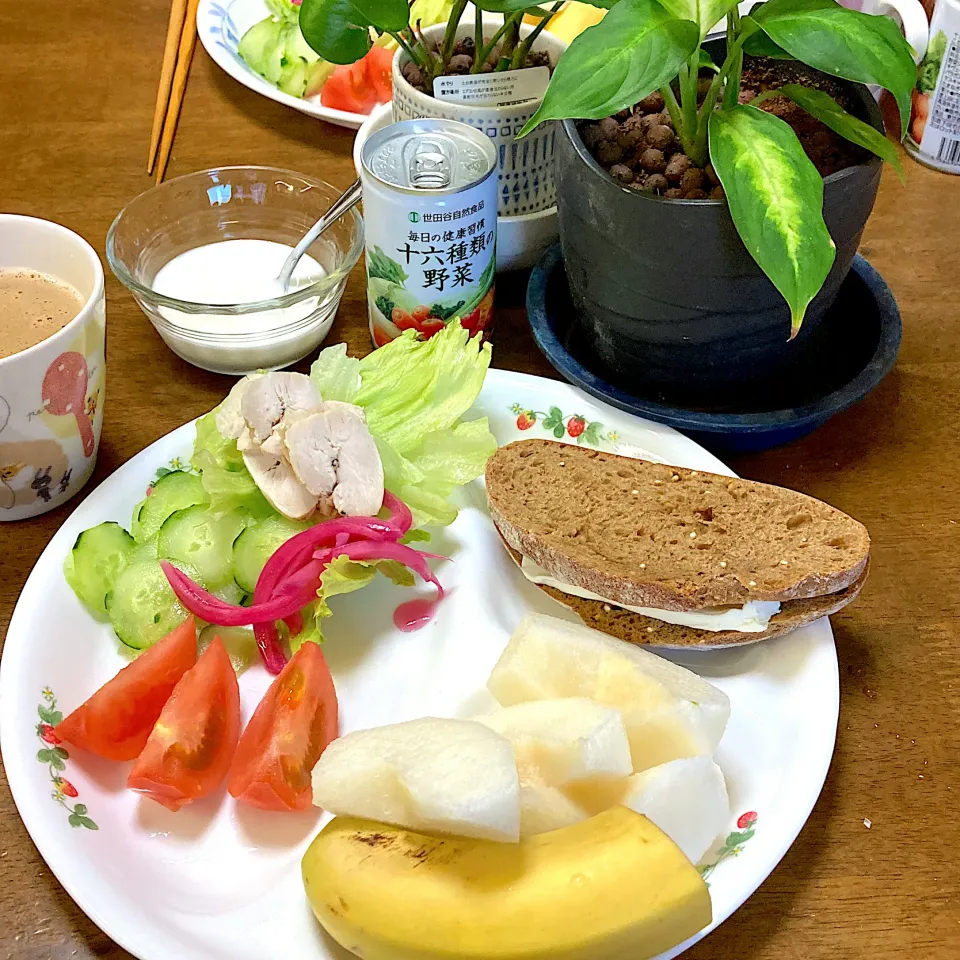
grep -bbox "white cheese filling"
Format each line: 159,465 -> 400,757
520,556 -> 780,633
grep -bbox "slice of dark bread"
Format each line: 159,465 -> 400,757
486,440 -> 870,611
513,544 -> 868,648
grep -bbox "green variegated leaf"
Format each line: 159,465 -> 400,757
742,27 -> 794,59
519,0 -> 699,135
779,83 -> 905,181
751,0 -> 915,137
709,104 -> 835,335
299,0 -> 407,63
656,0 -> 739,39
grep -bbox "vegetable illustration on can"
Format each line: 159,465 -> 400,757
360,118 -> 498,347
907,0 -> 960,173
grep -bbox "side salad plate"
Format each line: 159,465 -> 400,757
1,350 -> 839,959
199,0 -> 369,129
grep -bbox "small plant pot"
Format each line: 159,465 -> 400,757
553,64 -> 884,407
392,17 -> 566,217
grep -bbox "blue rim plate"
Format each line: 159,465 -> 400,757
526,243 -> 902,451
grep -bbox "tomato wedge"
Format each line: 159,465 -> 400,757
227,642 -> 338,812
127,636 -> 240,812
54,617 -> 197,761
321,61 -> 379,114
364,46 -> 393,103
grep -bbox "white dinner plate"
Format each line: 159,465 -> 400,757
197,0 -> 368,130
0,368 -> 838,960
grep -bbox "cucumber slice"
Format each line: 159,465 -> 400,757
212,579 -> 247,606
198,624 -> 258,675
131,471 -> 208,544
129,536 -> 160,565
65,521 -> 135,620
232,515 -> 312,593
286,25 -> 321,65
277,59 -> 309,97
105,558 -> 202,650
158,505 -> 246,589
238,19 -> 283,80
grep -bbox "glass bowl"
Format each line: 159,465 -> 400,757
106,166 -> 364,374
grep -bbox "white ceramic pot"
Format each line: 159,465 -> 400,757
354,103 -> 559,272
391,17 -> 566,217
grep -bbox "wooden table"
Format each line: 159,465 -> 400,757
2,2 -> 959,957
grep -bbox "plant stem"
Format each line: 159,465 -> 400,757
694,74 -> 722,160
441,0 -> 468,70
660,84 -> 694,153
512,2 -> 563,69
693,22 -> 756,160
723,6 -> 743,110
496,15 -> 522,71
392,30 -> 423,71
476,15 -> 516,71
679,57 -> 699,148
472,4 -> 483,72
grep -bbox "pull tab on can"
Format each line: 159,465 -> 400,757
405,136 -> 454,189
361,117 -> 496,194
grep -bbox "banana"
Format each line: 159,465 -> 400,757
302,806 -> 711,960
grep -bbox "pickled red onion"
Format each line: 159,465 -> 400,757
161,494 -> 441,675
381,491 -> 412,534
161,561 -> 319,627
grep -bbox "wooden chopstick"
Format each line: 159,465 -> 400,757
153,0 -> 202,184
147,0 -> 189,174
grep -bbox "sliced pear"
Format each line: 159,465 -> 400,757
517,777 -> 588,837
311,717 -> 521,842
623,755 -> 730,864
476,698 -> 632,785
487,614 -> 730,771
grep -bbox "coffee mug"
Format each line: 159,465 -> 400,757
0,215 -> 106,520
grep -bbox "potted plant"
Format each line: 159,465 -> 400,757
299,0 -> 567,217
518,0 -> 914,404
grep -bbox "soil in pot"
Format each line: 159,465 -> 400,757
401,37 -> 553,95
577,56 -> 870,199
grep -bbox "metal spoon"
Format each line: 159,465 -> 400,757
277,178 -> 362,292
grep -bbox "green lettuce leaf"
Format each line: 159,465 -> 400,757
191,410 -> 272,515
356,322 -> 493,455
265,0 -> 301,22
289,555 -> 417,652
309,342 -> 360,402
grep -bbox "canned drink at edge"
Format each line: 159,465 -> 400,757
907,0 -> 960,172
360,118 -> 498,348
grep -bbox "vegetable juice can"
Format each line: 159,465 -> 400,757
360,118 -> 497,347
907,0 -> 960,172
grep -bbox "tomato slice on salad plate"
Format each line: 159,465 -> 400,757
54,616 -> 198,761
127,636 -> 241,812
228,642 -> 338,812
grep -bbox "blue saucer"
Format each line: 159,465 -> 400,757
526,244 -> 901,452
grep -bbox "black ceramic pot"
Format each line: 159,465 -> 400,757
554,68 -> 884,407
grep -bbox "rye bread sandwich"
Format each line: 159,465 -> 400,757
485,440 -> 870,648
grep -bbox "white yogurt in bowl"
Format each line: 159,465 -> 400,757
106,167 -> 364,375
152,239 -> 325,320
